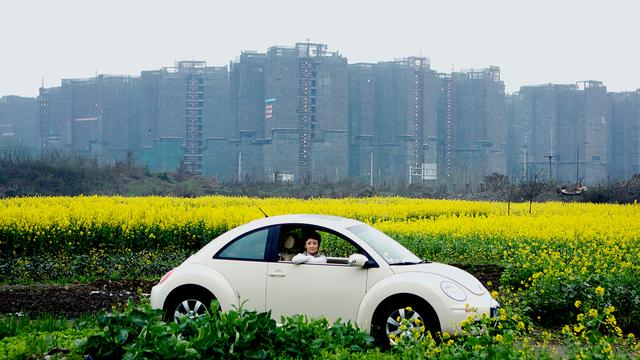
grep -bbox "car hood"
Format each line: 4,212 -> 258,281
390,262 -> 487,296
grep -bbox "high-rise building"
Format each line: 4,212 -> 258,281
610,90 -> 639,180
230,51 -> 267,182
263,43 -> 348,183
138,61 -> 232,178
348,63 -> 376,182
508,81 -> 612,185
38,86 -> 72,149
351,57 -> 439,185
438,67 -> 506,191
508,84 -> 576,182
37,75 -> 138,162
0,96 -> 40,150
555,81 -> 611,185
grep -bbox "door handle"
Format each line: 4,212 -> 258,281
268,270 -> 286,277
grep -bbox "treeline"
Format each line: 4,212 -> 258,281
1,148 -> 639,203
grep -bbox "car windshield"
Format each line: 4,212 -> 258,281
347,224 -> 423,265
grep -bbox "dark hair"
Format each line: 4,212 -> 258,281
304,230 -> 322,243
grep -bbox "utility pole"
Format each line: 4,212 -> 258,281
369,151 -> 373,187
238,151 -> 242,182
576,146 -> 579,185
522,143 -> 529,180
544,155 -> 555,182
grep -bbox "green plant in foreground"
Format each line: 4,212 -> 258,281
559,286 -> 639,359
78,300 -> 375,359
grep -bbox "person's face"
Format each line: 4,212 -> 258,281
305,238 -> 319,255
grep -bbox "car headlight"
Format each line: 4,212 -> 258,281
440,281 -> 467,301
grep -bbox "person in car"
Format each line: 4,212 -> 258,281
292,230 -> 327,264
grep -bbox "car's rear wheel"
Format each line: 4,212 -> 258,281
372,295 -> 440,347
163,287 -> 214,322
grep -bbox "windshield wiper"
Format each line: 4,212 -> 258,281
388,260 -> 429,265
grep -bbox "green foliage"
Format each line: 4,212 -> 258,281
1,250 -> 189,284
0,314 -> 81,339
1,299 -> 639,359
0,328 -> 93,359
79,300 -> 375,359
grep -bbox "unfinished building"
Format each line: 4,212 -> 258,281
138,61 -> 232,178
610,90 -> 640,180
37,75 -> 138,162
554,81 -> 611,185
0,96 -> 40,151
263,43 -> 348,183
38,86 -> 72,149
355,57 -> 439,185
348,63 -> 376,182
437,67 -> 506,191
508,81 -> 612,185
230,51 -> 267,182
508,84 -> 577,181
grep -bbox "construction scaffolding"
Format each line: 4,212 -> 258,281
411,58 -> 426,169
439,73 -> 454,179
297,43 -> 320,182
38,87 -> 50,147
181,61 -> 206,175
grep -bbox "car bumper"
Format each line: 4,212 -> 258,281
149,283 -> 165,310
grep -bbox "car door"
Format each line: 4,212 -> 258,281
212,226 -> 275,313
265,225 -> 369,323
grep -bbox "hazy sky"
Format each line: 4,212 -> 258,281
1,0 -> 638,97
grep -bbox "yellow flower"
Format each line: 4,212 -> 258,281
495,334 -> 503,342
574,300 -> 582,308
573,323 -> 584,333
589,309 -> 598,317
405,306 -> 413,312
491,291 -> 499,299
595,286 -> 605,296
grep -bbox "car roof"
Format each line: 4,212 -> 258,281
244,214 -> 364,231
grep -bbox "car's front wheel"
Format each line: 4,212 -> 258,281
163,286 -> 215,322
372,295 -> 440,347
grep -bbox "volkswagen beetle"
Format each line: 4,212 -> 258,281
150,214 -> 499,344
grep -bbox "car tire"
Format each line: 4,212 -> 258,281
163,286 -> 215,323
371,295 -> 440,348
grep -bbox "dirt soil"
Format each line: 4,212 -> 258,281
0,279 -> 157,318
0,266 -> 503,317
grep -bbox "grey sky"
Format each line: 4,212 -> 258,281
1,0 -> 638,97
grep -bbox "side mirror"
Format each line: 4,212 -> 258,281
348,254 -> 369,268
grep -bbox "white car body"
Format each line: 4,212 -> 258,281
150,214 -> 498,339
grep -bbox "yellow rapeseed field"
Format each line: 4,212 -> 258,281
2,196 -> 639,356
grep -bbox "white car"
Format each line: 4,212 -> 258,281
150,214 -> 498,344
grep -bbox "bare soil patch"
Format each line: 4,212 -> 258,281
0,279 -> 156,318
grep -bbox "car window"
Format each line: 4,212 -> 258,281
217,228 -> 269,261
347,224 -> 422,265
277,224 -> 360,263
319,230 -> 358,258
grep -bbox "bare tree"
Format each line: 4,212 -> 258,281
481,173 -> 516,215
519,168 -> 548,214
